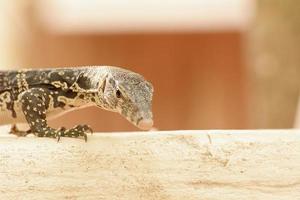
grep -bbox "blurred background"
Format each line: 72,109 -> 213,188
1,0 -> 300,131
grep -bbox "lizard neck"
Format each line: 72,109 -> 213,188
58,67 -> 109,109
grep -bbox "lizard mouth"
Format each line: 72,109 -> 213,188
137,118 -> 153,130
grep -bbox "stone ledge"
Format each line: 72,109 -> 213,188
0,129 -> 299,199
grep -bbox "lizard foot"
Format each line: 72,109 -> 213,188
9,124 -> 32,137
57,125 -> 93,142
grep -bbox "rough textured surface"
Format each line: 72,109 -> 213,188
0,128 -> 299,199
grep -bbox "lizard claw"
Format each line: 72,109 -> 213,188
56,127 -> 66,142
57,125 -> 92,142
85,125 -> 93,135
80,125 -> 92,142
57,132 -> 61,142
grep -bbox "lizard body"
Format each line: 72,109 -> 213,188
0,66 -> 154,140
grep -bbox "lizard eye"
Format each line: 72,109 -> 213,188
116,89 -> 122,98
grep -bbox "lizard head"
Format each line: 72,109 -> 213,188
97,68 -> 154,130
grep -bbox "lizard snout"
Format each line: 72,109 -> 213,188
137,118 -> 153,130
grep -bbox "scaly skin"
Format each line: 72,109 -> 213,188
0,66 -> 154,141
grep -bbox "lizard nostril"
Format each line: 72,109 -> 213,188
138,119 -> 153,130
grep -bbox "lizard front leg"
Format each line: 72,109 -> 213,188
20,88 -> 92,141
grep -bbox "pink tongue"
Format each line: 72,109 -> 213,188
138,119 -> 153,130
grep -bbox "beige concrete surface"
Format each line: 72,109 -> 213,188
0,128 -> 299,199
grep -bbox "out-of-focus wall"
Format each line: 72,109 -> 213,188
0,1 -> 38,68
0,2 -> 25,68
248,0 -> 300,128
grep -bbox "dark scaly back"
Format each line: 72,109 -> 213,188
16,68 -> 82,90
0,67 -> 100,92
